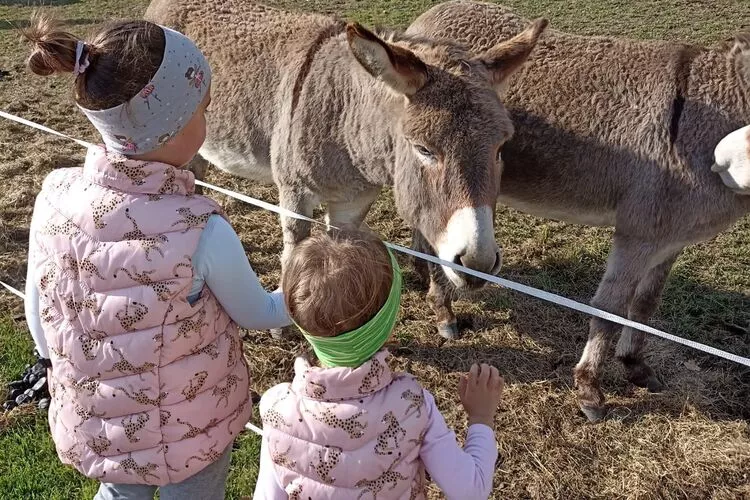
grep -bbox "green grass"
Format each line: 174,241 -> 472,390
0,317 -> 261,499
0,317 -> 100,499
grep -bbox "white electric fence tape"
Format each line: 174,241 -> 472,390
1,110 -> 748,375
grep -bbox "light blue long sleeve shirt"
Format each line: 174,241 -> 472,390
26,215 -> 290,357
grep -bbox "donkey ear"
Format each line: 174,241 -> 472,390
346,23 -> 428,97
730,33 -> 750,89
474,18 -> 548,92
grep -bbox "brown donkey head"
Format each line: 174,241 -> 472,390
346,19 -> 547,288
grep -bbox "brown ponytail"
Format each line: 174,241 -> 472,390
23,13 -> 166,110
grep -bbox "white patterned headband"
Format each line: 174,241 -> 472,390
78,26 -> 211,155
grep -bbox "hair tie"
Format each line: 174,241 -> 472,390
73,40 -> 90,76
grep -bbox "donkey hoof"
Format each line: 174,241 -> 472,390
625,362 -> 664,393
647,377 -> 665,393
437,322 -> 459,340
579,403 -> 607,423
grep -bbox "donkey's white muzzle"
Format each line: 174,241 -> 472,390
435,206 -> 502,288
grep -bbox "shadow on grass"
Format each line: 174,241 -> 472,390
396,252 -> 750,422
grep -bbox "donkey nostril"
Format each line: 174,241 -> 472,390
453,254 -> 464,267
492,251 -> 502,273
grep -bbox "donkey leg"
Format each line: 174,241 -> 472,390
278,186 -> 318,270
187,156 -> 209,195
273,186 -> 317,340
325,191 -> 379,232
410,229 -> 430,287
428,261 -> 459,339
616,250 -> 681,392
408,229 -> 457,338
574,235 -> 657,422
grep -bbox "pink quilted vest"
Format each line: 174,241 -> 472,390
29,146 -> 252,485
260,350 -> 429,499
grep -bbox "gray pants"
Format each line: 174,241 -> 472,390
93,445 -> 232,500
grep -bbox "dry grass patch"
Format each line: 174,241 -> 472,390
0,0 -> 748,498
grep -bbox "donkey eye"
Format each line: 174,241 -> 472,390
414,144 -> 435,159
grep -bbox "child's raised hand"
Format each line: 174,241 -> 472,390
458,363 -> 504,427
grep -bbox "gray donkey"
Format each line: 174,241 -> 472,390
145,0 -> 547,337
408,1 -> 750,421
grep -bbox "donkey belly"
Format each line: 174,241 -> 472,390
498,192 -> 617,227
199,140 -> 274,185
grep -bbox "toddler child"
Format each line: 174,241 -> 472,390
22,14 -> 290,500
253,229 -> 503,499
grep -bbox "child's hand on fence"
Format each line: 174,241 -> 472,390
459,363 -> 504,428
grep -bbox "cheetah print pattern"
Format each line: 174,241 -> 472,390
114,266 -> 178,301
401,390 -> 425,418
181,371 -> 209,402
122,413 -> 150,443
123,209 -> 168,261
42,219 -> 80,238
52,176 -> 73,193
409,429 -> 428,447
119,454 -> 159,481
171,207 -> 213,234
173,309 -> 208,341
309,407 -> 368,439
59,444 -> 82,466
225,331 -> 238,368
286,482 -> 305,500
87,435 -> 112,456
192,338 -> 220,359
148,167 -> 180,201
262,392 -> 291,429
356,455 -> 408,500
160,410 -> 172,426
110,155 -> 149,185
38,264 -> 57,291
176,417 -> 219,440
271,442 -> 297,469
77,330 -> 107,361
311,446 -> 342,484
91,193 -> 125,229
67,375 -> 101,397
358,357 -> 385,394
61,253 -> 105,281
172,255 -> 192,278
40,306 -> 57,324
305,380 -> 327,399
185,442 -> 222,468
106,347 -> 157,378
115,301 -> 149,331
375,412 -> 407,456
212,374 -> 241,408
227,398 -> 249,432
64,294 -> 102,317
117,386 -> 167,406
74,403 -> 106,429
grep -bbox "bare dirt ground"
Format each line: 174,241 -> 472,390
0,1 -> 749,498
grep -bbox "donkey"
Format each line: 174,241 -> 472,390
408,1 -> 750,421
144,0 -> 547,337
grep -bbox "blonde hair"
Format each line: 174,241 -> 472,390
281,229 -> 393,337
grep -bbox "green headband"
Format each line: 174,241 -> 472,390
297,250 -> 402,368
